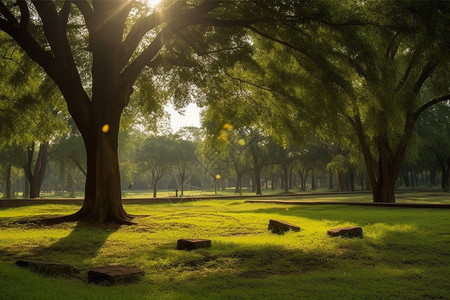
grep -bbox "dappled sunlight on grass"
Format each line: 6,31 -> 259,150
1,198 -> 449,299
0,204 -> 80,218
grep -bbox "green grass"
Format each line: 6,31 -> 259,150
0,195 -> 449,299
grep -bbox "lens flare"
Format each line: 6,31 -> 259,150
222,123 -> 233,131
102,124 -> 110,133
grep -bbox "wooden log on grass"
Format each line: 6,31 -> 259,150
177,238 -> 212,250
16,260 -> 80,277
268,219 -> 301,234
88,265 -> 144,285
327,226 -> 363,238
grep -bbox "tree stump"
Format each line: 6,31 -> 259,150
177,238 -> 212,250
268,219 -> 301,234
88,265 -> 144,285
327,226 -> 363,238
15,260 -> 79,277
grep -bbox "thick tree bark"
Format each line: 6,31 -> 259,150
75,115 -> 130,223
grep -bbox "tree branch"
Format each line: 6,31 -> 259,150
414,93 -> 450,121
17,0 -> 29,30
413,60 -> 438,94
59,0 -> 72,32
0,1 -> 18,25
121,0 -> 221,89
119,1 -> 188,68
73,0 -> 93,28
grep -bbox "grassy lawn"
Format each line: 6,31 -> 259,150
0,195 -> 449,299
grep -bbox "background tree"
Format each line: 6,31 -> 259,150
138,135 -> 176,198
173,138 -> 196,197
0,32 -> 68,198
416,103 -> 450,191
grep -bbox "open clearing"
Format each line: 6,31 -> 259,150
0,193 -> 449,299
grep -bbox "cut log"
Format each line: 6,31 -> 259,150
15,260 -> 79,277
88,265 -> 144,285
268,219 -> 301,234
327,226 -> 363,238
177,238 -> 212,250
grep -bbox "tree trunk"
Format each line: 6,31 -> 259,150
45,110 -> 132,225
442,161 -> 450,191
329,169 -> 333,190
311,173 -> 316,190
299,168 -> 308,191
254,168 -> 262,195
24,142 -> 49,198
235,172 -> 242,194
4,163 -> 12,199
180,173 -> 185,197
282,164 -> 289,193
77,120 -> 131,222
152,183 -> 157,198
23,175 -> 29,198
352,115 -> 409,203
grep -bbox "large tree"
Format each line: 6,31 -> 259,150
0,0 -> 259,223
227,0 -> 450,202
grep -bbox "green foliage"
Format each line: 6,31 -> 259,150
0,33 -> 69,148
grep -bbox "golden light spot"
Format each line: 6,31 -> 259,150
102,124 -> 110,133
222,123 -> 233,131
218,132 -> 228,141
215,174 -> 221,180
238,139 -> 246,146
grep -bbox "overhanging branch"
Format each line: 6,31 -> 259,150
414,93 -> 450,121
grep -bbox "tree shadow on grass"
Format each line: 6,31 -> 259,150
141,229 -> 448,299
19,222 -> 122,270
232,204 -> 441,225
145,239 -> 337,281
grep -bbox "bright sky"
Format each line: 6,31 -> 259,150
165,103 -> 202,133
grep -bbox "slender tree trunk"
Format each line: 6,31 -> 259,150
442,160 -> 450,191
152,183 -> 157,198
430,169 -> 436,185
23,142 -> 49,198
254,168 -> 262,195
329,169 -> 333,190
23,175 -> 29,198
282,164 -> 289,193
180,173 -> 185,197
67,171 -> 75,198
4,163 -> 12,199
235,172 -> 242,194
311,173 -> 316,190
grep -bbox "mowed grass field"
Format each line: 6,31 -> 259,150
0,193 -> 449,299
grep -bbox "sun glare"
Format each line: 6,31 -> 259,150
145,0 -> 162,8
